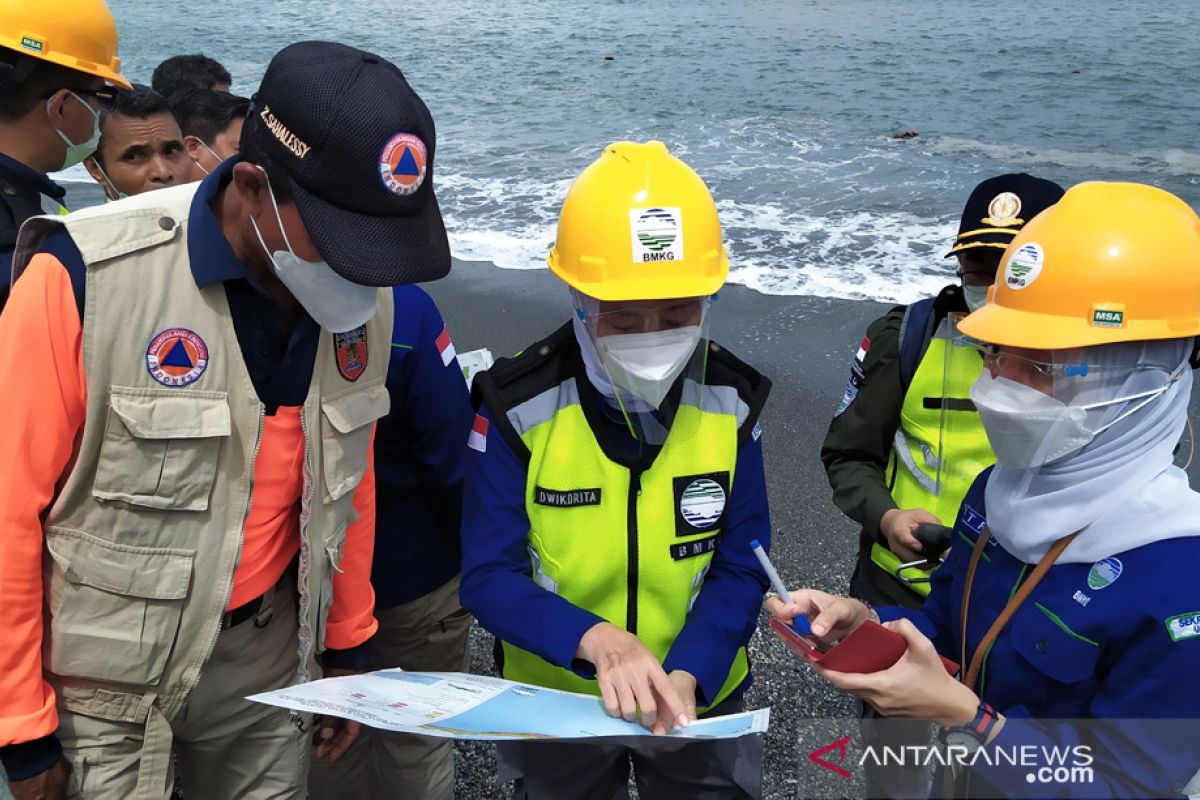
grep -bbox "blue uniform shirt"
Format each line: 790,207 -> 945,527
372,285 -> 473,608
460,377 -> 771,707
879,468 -> 1200,798
0,152 -> 65,310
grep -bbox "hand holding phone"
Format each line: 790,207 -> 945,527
770,616 -> 958,675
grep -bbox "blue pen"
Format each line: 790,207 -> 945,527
750,539 -> 812,636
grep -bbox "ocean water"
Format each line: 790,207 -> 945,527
77,0 -> 1200,303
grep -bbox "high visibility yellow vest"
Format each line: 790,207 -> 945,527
475,327 -> 769,711
872,318 -> 993,594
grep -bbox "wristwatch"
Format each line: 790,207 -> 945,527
943,701 -> 999,754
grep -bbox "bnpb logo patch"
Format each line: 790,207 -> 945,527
146,328 -> 209,387
379,132 -> 428,196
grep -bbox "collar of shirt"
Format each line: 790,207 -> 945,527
0,151 -> 66,202
187,154 -> 274,296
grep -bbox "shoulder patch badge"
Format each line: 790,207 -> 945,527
146,328 -> 208,387
468,414 -> 488,453
335,326 -> 369,382
1165,612 -> 1200,643
834,335 -> 870,417
435,326 -> 457,367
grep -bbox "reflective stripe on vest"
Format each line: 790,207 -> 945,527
875,319 -> 993,593
500,377 -> 749,712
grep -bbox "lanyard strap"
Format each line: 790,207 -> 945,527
959,528 -> 1079,692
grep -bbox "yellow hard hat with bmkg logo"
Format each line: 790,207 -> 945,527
548,141 -> 728,301
0,0 -> 131,89
959,181 -> 1200,349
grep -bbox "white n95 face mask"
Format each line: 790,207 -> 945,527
970,369 -> 1176,469
249,170 -> 376,333
596,326 -> 701,409
962,284 -> 990,313
51,91 -> 102,170
970,372 -> 1093,468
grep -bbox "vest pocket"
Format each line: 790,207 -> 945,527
93,387 -> 231,511
319,381 -> 390,504
44,527 -> 194,686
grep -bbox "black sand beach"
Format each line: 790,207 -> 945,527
428,259 -> 890,799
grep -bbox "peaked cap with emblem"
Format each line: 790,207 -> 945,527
247,40 -> 450,286
945,173 -> 1065,257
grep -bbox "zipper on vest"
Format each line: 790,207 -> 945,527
626,469 -> 642,635
295,403 -> 316,684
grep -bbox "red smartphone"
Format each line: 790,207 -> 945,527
770,616 -> 959,675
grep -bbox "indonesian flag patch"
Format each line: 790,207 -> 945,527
468,413 -> 488,452
436,326 -> 456,367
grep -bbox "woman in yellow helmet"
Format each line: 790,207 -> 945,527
770,182 -> 1200,798
0,0 -> 130,312
462,141 -> 772,798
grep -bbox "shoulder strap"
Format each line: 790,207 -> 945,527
471,322 -> 578,463
897,285 -> 967,393
704,340 -> 772,447
12,183 -> 196,284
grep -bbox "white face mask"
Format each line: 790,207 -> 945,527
970,370 -> 1175,469
249,170 -> 377,333
596,326 -> 701,409
962,284 -> 990,313
50,91 -> 102,170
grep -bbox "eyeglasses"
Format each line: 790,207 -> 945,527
586,298 -> 706,335
968,342 -> 1173,379
43,87 -> 118,112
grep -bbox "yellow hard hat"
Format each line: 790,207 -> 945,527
959,181 -> 1200,349
0,0 -> 131,89
548,140 -> 728,301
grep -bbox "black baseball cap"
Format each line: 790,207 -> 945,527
246,41 -> 450,286
945,173 -> 1065,258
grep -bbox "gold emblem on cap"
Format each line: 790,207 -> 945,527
983,192 -> 1022,227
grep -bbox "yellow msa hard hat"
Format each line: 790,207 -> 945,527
959,182 -> 1200,350
0,0 -> 131,89
548,140 -> 728,301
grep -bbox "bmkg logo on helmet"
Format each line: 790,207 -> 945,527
630,207 -> 684,264
1005,242 -> 1044,290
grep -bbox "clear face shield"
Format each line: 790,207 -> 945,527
965,339 -> 1189,486
571,289 -> 714,447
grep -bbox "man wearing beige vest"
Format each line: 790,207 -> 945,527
0,41 -> 450,800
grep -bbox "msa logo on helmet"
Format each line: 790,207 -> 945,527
630,207 -> 684,264
1005,243 -> 1044,290
1092,308 -> 1125,328
20,36 -> 43,53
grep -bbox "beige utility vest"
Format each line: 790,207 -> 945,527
13,183 -> 392,726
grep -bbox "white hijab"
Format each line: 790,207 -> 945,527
984,338 -> 1200,564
